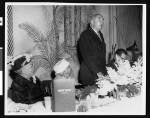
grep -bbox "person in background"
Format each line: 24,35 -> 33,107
126,46 -> 142,65
106,49 -> 128,71
126,49 -> 134,66
106,49 -> 130,99
136,52 -> 142,62
8,54 -> 44,104
126,42 -> 139,62
134,52 -> 143,67
134,49 -> 142,62
78,14 -> 107,86
53,59 -> 78,85
59,53 -> 80,86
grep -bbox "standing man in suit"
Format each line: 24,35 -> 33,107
78,14 -> 107,86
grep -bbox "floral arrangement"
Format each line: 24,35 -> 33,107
106,59 -> 142,86
75,85 -> 97,100
106,58 -> 143,97
75,73 -> 118,102
95,76 -> 117,96
75,76 -> 118,110
75,85 -> 98,111
77,102 -> 89,112
75,58 -> 143,111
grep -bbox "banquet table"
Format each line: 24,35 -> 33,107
6,93 -> 145,115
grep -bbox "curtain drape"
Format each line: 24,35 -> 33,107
62,5 -> 96,62
63,5 -> 96,47
116,6 -> 142,52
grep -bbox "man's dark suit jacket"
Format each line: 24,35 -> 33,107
79,27 -> 107,86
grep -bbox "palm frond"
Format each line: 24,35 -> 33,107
19,22 -> 43,42
41,6 -> 53,38
58,42 -> 65,57
51,19 -> 59,63
42,6 -> 50,26
19,22 -> 49,59
31,55 -> 51,72
45,21 -> 59,64
40,58 -> 52,72
18,6 -> 63,72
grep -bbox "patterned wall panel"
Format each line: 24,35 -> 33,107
74,6 -> 81,45
7,5 -> 14,56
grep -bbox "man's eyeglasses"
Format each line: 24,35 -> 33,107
119,56 -> 126,62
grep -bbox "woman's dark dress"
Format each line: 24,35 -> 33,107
9,74 -> 44,104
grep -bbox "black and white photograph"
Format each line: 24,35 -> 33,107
5,2 -> 146,115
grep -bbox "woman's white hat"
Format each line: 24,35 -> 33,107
53,59 -> 69,74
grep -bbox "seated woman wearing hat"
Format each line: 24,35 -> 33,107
53,59 -> 78,85
58,53 -> 80,86
8,54 -> 45,104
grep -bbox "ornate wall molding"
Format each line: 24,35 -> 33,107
7,5 -> 14,56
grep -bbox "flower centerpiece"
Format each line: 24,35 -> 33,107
75,58 -> 143,111
75,75 -> 118,111
95,75 -> 117,97
106,58 -> 143,98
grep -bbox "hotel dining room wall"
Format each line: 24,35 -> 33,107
6,5 -> 116,90
6,5 -> 142,91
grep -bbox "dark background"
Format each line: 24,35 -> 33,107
0,49 -> 2,71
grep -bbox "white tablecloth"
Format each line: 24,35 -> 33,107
6,94 -> 145,115
88,94 -> 145,115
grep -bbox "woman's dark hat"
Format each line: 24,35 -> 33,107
12,56 -> 30,72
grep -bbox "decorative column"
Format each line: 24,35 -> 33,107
52,5 -> 59,65
7,5 -> 14,56
74,6 -> 81,46
64,6 -> 72,48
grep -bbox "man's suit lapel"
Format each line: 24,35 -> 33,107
98,31 -> 104,42
89,28 -> 102,45
88,27 -> 106,61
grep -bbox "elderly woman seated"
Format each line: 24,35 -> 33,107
53,58 -> 78,85
8,54 -> 45,104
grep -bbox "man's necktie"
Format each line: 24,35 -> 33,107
97,32 -> 102,41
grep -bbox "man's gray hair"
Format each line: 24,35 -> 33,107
91,14 -> 104,20
90,14 -> 104,26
